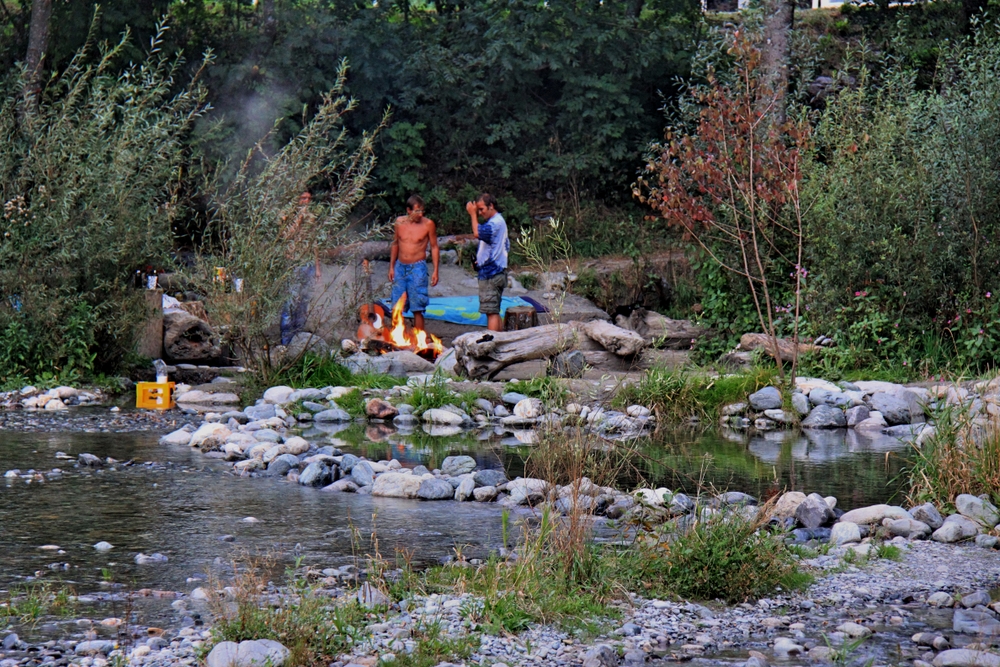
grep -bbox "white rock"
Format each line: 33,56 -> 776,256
513,398 -> 543,419
837,622 -> 872,638
773,637 -> 805,657
44,398 -> 67,410
422,408 -> 464,425
371,473 -> 423,499
188,423 -> 232,449
838,504 -> 910,525
262,386 -> 295,404
830,521 -> 861,546
794,377 -> 841,393
159,427 -> 194,446
93,541 -> 114,552
933,650 -> 1000,667
626,405 -> 651,417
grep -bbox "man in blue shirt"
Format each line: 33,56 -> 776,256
466,193 -> 509,332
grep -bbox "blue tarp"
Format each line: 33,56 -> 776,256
379,296 -> 543,328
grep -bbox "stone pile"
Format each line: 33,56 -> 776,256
0,385 -> 104,410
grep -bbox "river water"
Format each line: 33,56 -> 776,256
0,413 -> 912,639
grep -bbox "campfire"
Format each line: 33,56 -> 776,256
360,294 -> 444,362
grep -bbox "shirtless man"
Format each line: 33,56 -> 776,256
389,194 -> 439,330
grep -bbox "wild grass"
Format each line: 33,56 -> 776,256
907,403 -> 1000,510
0,582 -> 77,624
206,554 -> 367,667
514,376 -> 569,406
263,352 -> 405,391
614,365 -> 778,423
618,500 -> 812,603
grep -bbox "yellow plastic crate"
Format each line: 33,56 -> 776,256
136,381 -> 175,410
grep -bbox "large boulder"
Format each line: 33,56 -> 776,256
869,392 -> 911,425
839,504 -> 910,525
441,455 -> 476,476
772,491 -> 807,519
953,610 -> 1000,637
795,493 -> 834,529
164,311 -> 221,362
932,515 -> 981,543
830,521 -> 861,545
956,494 -> 1000,527
801,405 -> 846,429
372,472 -> 423,499
748,386 -> 782,411
298,462 -> 331,487
351,461 -> 375,487
417,478 -> 455,500
911,503 -> 945,530
262,386 -> 295,405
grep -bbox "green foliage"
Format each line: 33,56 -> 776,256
907,403 -> 1000,510
615,366 -> 778,422
196,62 -> 383,381
0,19 -> 209,378
406,375 -> 460,413
0,582 -> 77,624
804,28 -> 1000,374
264,352 -> 404,391
620,506 -> 811,602
514,377 -> 568,407
383,620 -> 478,667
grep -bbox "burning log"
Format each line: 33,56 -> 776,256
452,324 -> 582,379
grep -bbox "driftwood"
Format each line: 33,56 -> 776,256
616,308 -> 705,350
164,311 -> 221,362
452,324 -> 581,379
739,333 -> 822,363
582,320 -> 647,357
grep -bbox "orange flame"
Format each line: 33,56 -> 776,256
382,293 -> 444,357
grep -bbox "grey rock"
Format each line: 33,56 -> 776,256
791,392 -> 810,416
2,635 -> 20,651
207,639 -> 290,667
351,461 -> 375,487
288,388 -> 327,403
810,388 -> 854,408
75,640 -> 115,655
266,453 -> 300,477
722,402 -> 747,416
933,650 -> 1000,667
441,455 -> 477,476
953,608 -> 1000,636
956,494 -> 1000,526
927,592 -> 955,607
801,405 -> 846,429
869,392 -> 911,425
961,590 -> 993,608
605,496 -> 636,519
252,428 -> 281,443
582,644 -> 618,667
550,350 -> 586,378
322,478 -> 358,493
339,453 -> 360,474
221,410 -> 249,423
78,453 -> 103,467
244,403 -> 276,421
393,413 -> 419,427
830,521 -> 861,545
474,469 -> 508,488
474,398 -> 494,414
455,475 -> 476,501
501,391 -> 529,405
884,518 -> 931,538
720,491 -> 757,506
932,514 -> 981,543
976,535 -> 999,549
298,462 -> 330,487
417,478 -> 456,500
358,581 -> 390,609
301,401 -> 327,413
748,386 -> 782,411
314,408 -> 351,422
911,503 -> 945,530
343,353 -> 393,375
494,404 -> 510,417
846,405 -> 870,427
796,494 -> 833,529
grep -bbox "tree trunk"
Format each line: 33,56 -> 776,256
261,0 -> 277,39
616,308 -> 706,349
452,324 -> 581,379
23,0 -> 52,112
582,320 -> 647,357
760,0 -> 793,123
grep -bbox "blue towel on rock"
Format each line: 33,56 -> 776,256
379,296 -> 542,328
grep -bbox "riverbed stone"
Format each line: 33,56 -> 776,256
956,494 -> 1000,526
266,454 -> 300,477
365,398 -> 398,420
299,462 -> 331,487
582,644 -> 617,667
932,515 -> 981,543
911,503 -> 945,530
455,475 -> 476,501
371,472 -> 422,498
513,398 -> 543,419
839,504 -> 910,525
854,413 -> 888,431
394,414 -> 419,427
802,405 -> 846,429
927,592 -> 955,607
351,461 -> 375,487
796,494 -> 834,528
358,581 -> 390,609
962,590 -> 993,608
977,535 -> 1000,549
838,622 -> 873,639
830,521 -> 861,545
441,455 -> 476,476
884,517 -> 932,538
791,392 -> 810,416
417,478 -> 456,500
75,640 -> 115,655
933,650 -> 1000,667
252,428 -> 281,443
722,402 -> 747,416
869,392 -> 911,425
846,405 -> 870,427
322,478 -> 358,493
763,409 -> 793,424
773,492 -> 807,519
474,469 -> 507,487
207,639 -> 290,667
160,426 -> 194,445
262,386 -> 295,405
508,478 -> 548,505
422,408 -> 464,425
473,486 -> 497,502
749,386 -> 782,411
954,609 -> 1000,636
314,408 -> 351,422
189,423 -> 231,449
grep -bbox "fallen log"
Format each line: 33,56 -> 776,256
616,308 -> 705,350
164,311 -> 221,362
582,320 -> 647,357
452,324 -> 581,379
739,333 -> 821,363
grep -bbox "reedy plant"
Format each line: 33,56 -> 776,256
195,61 -> 385,383
0,17 -> 211,378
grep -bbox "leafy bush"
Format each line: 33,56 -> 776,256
621,504 -> 810,602
0,21 -> 210,380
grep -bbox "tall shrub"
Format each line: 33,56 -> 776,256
0,21 -> 210,382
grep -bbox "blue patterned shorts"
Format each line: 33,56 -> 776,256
391,260 -> 430,313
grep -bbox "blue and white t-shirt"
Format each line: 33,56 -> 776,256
476,212 -> 509,280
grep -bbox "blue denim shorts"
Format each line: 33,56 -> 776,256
391,261 -> 430,313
